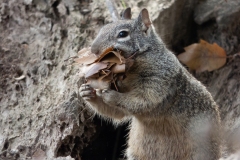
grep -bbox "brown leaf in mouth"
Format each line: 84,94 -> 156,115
75,47 -> 125,65
100,52 -> 125,64
85,62 -> 108,78
111,64 -> 125,74
74,47 -> 134,91
86,79 -> 110,90
95,47 -> 114,56
97,50 -> 125,64
99,71 -> 112,81
74,54 -> 97,65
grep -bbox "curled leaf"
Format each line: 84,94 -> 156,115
97,51 -> 125,64
111,64 -> 125,73
74,47 -> 135,90
96,47 -> 114,56
85,62 -> 108,78
77,47 -> 91,55
86,79 -> 110,90
74,54 -> 97,65
74,47 -> 97,64
178,39 -> 227,73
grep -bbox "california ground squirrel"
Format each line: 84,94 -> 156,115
80,8 -> 221,160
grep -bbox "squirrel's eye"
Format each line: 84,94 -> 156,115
118,31 -> 129,38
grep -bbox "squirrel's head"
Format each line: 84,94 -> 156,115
91,8 -> 157,58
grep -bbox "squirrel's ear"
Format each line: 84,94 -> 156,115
121,7 -> 132,20
138,8 -> 152,29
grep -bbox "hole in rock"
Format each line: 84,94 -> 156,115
82,116 -> 129,160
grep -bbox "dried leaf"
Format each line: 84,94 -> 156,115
75,47 -> 135,90
74,54 -> 97,64
96,47 -> 114,56
178,39 -> 227,73
97,51 -> 125,64
75,47 -> 125,65
98,72 -> 112,81
74,47 -> 97,64
106,62 -> 115,69
78,47 -> 91,55
100,52 -> 123,64
86,79 -> 110,89
85,62 -> 108,78
111,64 -> 125,73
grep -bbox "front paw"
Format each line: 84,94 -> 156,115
101,89 -> 120,106
79,84 -> 96,101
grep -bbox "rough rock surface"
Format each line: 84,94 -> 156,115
0,0 -> 107,159
0,0 -> 240,159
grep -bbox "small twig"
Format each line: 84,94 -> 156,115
102,70 -> 107,75
112,75 -> 119,91
105,0 -> 120,21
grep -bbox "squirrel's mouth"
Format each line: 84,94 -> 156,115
98,47 -> 115,57
75,47 -> 135,91
99,47 -> 139,60
74,46 -> 137,91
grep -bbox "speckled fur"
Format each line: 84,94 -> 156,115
80,8 -> 221,160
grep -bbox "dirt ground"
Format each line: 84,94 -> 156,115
0,0 -> 240,160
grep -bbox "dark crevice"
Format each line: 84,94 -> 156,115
60,122 -> 66,132
71,136 -> 82,159
56,116 -> 128,160
52,0 -> 61,19
57,135 -> 73,157
3,140 -> 9,150
81,117 -> 128,160
172,11 -> 198,54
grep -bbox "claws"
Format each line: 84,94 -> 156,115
79,84 -> 91,92
79,84 -> 96,99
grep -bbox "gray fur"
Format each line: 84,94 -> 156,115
80,8 -> 221,160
